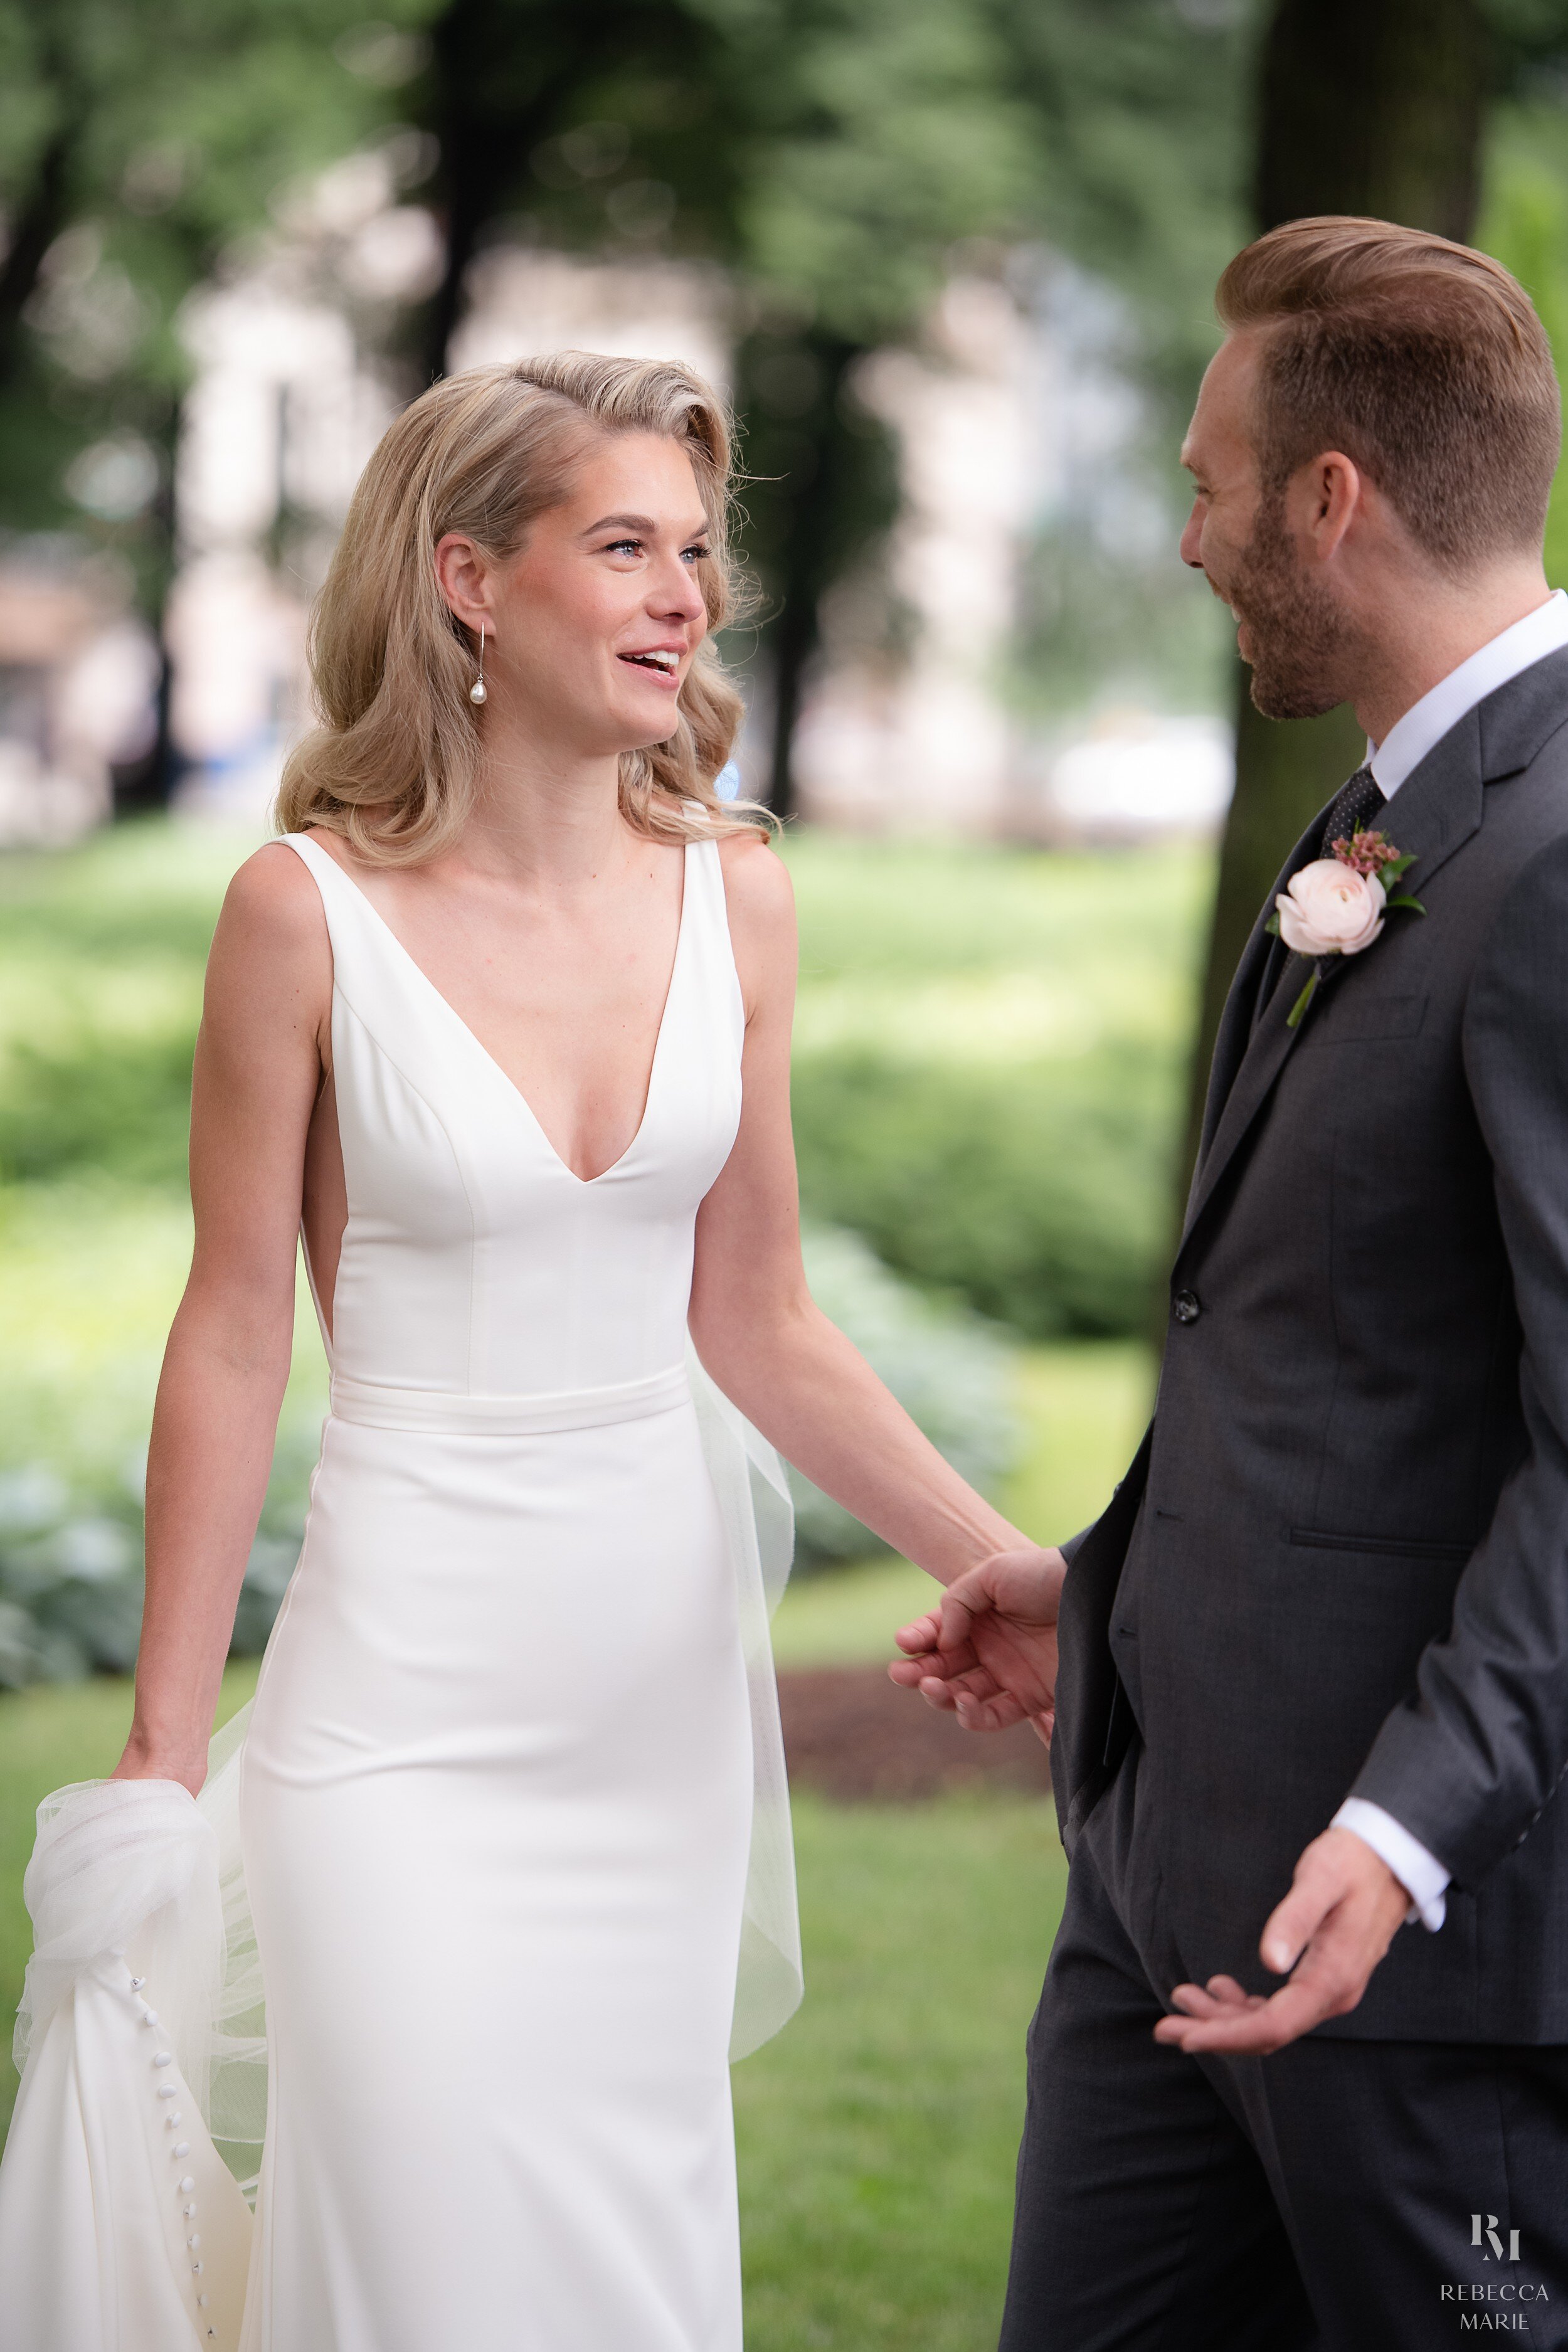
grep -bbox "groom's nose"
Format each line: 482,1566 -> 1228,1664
1179,500 -> 1207,569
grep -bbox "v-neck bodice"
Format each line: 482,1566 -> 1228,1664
279,828 -> 744,1400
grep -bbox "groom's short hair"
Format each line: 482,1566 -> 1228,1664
1217,216 -> 1560,572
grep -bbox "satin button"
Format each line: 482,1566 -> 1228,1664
179,2176 -> 196,2193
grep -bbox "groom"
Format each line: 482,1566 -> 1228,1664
893,216 -> 1568,2345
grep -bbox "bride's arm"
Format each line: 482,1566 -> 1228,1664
114,848 -> 331,1794
689,832 -> 1040,1590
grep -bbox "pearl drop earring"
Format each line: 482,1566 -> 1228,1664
469,623 -> 487,706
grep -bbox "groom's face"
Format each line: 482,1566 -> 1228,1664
1180,332 -> 1354,720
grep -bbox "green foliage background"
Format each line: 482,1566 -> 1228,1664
788,832 -> 1208,1335
1481,102 -> 1568,593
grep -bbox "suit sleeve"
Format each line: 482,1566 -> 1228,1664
1349,829 -> 1568,1887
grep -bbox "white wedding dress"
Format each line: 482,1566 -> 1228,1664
0,825 -> 800,2351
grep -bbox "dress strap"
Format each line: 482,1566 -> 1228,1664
272,830 -> 363,928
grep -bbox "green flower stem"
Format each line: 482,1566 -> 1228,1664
1286,968 -> 1321,1029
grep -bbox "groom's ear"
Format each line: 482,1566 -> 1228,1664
1298,451 -> 1363,566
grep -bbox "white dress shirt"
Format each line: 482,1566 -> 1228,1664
1369,588 -> 1568,795
1327,589 -> 1568,1931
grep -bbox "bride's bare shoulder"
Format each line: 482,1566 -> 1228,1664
715,829 -> 795,1022
209,834 -> 332,980
715,826 -> 794,934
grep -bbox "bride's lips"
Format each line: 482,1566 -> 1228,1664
618,648 -> 684,691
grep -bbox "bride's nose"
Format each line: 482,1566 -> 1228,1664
651,561 -> 706,626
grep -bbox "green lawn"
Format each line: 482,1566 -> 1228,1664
736,1795 -> 1064,2351
0,1665 -> 1064,2348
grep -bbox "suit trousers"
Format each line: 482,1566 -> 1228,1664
1000,1745 -> 1568,2349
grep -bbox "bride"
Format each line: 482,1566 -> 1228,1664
0,351 -> 1050,2351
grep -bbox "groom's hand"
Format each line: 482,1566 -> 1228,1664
886,1545 -> 1066,1745
1153,1826 -> 1412,2057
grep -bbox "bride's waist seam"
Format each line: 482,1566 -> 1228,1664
327,1364 -> 691,1436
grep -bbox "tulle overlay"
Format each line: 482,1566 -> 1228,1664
0,825 -> 800,2351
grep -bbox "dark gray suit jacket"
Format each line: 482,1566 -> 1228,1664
1052,646 -> 1568,2043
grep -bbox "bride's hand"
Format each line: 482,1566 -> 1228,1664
886,1545 -> 1066,1745
112,1735 -> 207,1800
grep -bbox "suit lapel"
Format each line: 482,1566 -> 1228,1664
1178,711 -> 1486,1256
1182,811 -> 1322,1229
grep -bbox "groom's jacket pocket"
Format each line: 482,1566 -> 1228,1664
1288,1525 -> 1473,1564
1300,990 -> 1428,1045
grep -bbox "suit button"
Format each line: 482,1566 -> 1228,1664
1172,1289 -> 1202,1325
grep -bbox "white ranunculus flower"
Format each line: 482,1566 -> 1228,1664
1276,860 -> 1386,958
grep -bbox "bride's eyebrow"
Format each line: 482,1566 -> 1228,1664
581,512 -> 711,539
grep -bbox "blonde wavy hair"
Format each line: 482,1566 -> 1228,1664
276,351 -> 771,864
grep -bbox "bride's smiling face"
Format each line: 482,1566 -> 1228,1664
437,430 -> 714,758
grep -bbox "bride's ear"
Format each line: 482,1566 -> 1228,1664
434,531 -> 492,633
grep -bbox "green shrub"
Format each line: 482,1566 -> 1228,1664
793,1042 -> 1181,1339
0,1349 -> 329,1688
0,1032 -> 195,1186
792,1227 -> 1022,1564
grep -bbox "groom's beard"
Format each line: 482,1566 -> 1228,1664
1226,489 -> 1359,721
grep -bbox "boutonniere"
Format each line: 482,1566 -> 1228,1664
1265,827 -> 1426,1029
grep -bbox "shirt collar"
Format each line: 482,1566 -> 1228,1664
1370,589 -> 1568,798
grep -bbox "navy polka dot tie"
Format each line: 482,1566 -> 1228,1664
1318,763 -> 1384,859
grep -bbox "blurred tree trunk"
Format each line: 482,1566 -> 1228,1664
110,398 -> 185,817
757,335 -> 864,821
731,328 -> 901,818
0,122 -> 72,391
1176,0 -> 1488,1205
416,0 -> 562,386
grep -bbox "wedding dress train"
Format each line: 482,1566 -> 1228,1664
0,825 -> 800,2351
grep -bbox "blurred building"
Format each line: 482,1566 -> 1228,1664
167,164 -> 732,830
451,246 -> 729,394
790,277 -> 1030,834
0,144 -> 1227,846
791,257 -> 1231,840
0,542 -> 158,847
169,147 -> 433,825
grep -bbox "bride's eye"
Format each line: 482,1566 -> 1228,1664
604,538 -> 643,557
682,544 -> 711,565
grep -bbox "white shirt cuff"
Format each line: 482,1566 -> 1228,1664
1332,1799 -> 1449,1932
